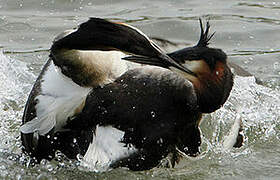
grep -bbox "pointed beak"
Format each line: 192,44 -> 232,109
122,54 -> 197,76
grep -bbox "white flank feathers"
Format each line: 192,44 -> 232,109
20,61 -> 91,135
20,48 -> 130,136
222,107 -> 243,151
81,125 -> 137,172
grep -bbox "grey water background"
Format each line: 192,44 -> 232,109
0,0 -> 280,179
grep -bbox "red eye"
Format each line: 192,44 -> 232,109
214,62 -> 225,78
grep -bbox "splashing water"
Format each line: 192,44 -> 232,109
0,51 -> 35,178
209,75 -> 280,149
0,51 -> 35,154
176,75 -> 280,179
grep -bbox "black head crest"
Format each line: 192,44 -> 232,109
196,19 -> 215,47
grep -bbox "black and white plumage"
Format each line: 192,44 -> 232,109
20,18 -> 233,171
20,17 -> 191,162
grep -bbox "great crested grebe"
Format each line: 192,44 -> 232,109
21,18 -> 233,171
20,17 -> 192,162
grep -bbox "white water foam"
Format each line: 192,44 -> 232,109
203,75 -> 280,153
0,51 -> 35,154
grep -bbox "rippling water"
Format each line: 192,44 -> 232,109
0,0 -> 280,179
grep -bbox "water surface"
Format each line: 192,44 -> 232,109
0,0 -> 280,179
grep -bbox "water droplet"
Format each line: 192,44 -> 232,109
151,111 -> 156,118
76,154 -> 83,161
273,62 -> 279,70
102,109 -> 108,114
157,138 -> 163,144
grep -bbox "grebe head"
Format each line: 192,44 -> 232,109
168,19 -> 234,113
122,19 -> 233,113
